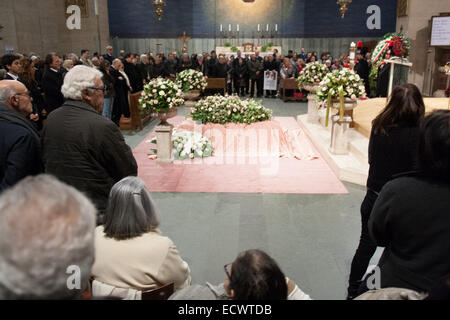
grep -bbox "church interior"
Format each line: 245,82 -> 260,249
0,0 -> 449,303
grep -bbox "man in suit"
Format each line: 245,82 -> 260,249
103,45 -> 115,64
354,50 -> 370,97
80,49 -> 94,68
1,54 -> 21,81
41,53 -> 64,115
123,53 -> 143,93
0,80 -> 43,192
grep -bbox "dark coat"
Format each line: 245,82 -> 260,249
369,176 -> 450,292
151,62 -> 167,79
164,60 -> 177,77
137,62 -> 151,83
367,125 -> 420,193
0,103 -> 43,192
177,60 -> 193,73
103,54 -> 115,65
110,67 -> 130,124
41,100 -> 138,216
206,58 -> 218,77
210,62 -> 230,78
123,60 -> 143,93
41,68 -> 64,114
247,59 -> 264,80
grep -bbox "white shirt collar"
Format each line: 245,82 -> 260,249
50,68 -> 59,73
7,72 -> 18,81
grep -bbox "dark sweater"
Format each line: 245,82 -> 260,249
369,176 -> 450,292
367,125 -> 420,193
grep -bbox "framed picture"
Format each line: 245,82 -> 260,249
243,43 -> 254,53
397,0 -> 408,17
65,0 -> 89,18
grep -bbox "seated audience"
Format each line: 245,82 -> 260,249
367,110 -> 450,294
347,84 -> 425,299
0,80 -> 43,192
91,177 -> 191,299
0,174 -> 96,299
170,249 -> 311,300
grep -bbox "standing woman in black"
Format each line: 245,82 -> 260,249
347,84 -> 425,299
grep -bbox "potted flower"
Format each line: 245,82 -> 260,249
176,69 -> 207,116
297,62 -> 330,123
316,69 -> 366,155
297,62 -> 330,93
139,77 -> 185,125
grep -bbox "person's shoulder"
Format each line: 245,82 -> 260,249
0,120 -> 31,139
383,175 -> 422,193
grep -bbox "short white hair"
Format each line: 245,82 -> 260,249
0,81 -> 18,104
0,175 -> 96,299
61,65 -> 103,100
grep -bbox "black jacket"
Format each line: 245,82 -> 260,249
41,68 -> 65,114
152,62 -> 167,79
123,61 -> 143,93
41,100 -> 138,215
210,62 -> 230,78
367,125 -> 420,193
0,103 -> 43,192
110,67 -> 130,123
369,176 -> 450,292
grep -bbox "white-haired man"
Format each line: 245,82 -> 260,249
0,175 -> 96,299
103,45 -> 114,64
42,65 -> 138,224
0,80 -> 43,192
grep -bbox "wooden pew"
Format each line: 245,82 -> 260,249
120,91 -> 151,130
281,78 -> 303,102
206,78 -> 227,96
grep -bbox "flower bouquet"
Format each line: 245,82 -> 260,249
139,78 -> 184,124
176,69 -> 207,93
297,62 -> 330,92
190,95 -> 272,125
316,69 -> 366,126
150,130 -> 213,160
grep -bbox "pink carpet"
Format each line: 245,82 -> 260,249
133,117 -> 347,194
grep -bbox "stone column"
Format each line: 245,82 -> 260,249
155,124 -> 174,163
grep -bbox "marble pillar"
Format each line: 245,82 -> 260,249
156,124 -> 174,163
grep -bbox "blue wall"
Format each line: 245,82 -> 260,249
108,0 -> 396,39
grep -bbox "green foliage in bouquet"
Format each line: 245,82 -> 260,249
176,69 -> 208,92
191,95 -> 272,125
139,78 -> 184,113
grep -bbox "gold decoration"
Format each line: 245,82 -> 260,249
397,0 -> 408,17
153,0 -> 166,21
336,0 -> 352,19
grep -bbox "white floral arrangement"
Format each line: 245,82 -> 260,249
297,62 -> 330,89
176,69 -> 208,92
191,95 -> 272,125
150,130 -> 213,160
316,69 -> 366,102
139,77 -> 184,113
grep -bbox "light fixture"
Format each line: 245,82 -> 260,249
337,0 -> 352,19
153,0 -> 166,21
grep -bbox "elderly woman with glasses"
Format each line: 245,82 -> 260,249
91,177 -> 191,299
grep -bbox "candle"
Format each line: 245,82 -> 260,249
266,24 -> 269,31
237,24 -> 239,32
220,24 -> 223,32
257,24 -> 260,31
275,24 -> 278,32
229,24 -> 231,32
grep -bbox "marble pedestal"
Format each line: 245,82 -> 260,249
155,124 -> 174,163
184,100 -> 196,117
307,93 -> 320,123
330,115 -> 352,155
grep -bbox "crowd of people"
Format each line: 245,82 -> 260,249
0,46 -> 378,130
0,44 -> 449,301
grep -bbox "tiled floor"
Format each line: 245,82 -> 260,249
122,98 -> 383,300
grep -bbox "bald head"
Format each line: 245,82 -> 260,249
0,80 -> 33,116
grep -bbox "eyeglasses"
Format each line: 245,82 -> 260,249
224,263 -> 233,280
15,92 -> 32,99
88,85 -> 107,93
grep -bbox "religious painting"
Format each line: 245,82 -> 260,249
397,0 -> 408,17
243,43 -> 254,52
65,0 -> 89,18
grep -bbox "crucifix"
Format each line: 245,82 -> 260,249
178,31 -> 191,50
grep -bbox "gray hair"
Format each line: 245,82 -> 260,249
0,81 -> 18,104
0,175 -> 96,299
106,45 -> 113,50
140,54 -> 148,63
68,53 -> 78,60
103,176 -> 160,240
61,65 -> 103,100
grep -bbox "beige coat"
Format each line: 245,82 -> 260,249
92,226 -> 191,292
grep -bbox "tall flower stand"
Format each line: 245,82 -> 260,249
303,83 -> 320,123
183,90 -> 201,117
151,108 -> 178,163
330,115 -> 352,155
